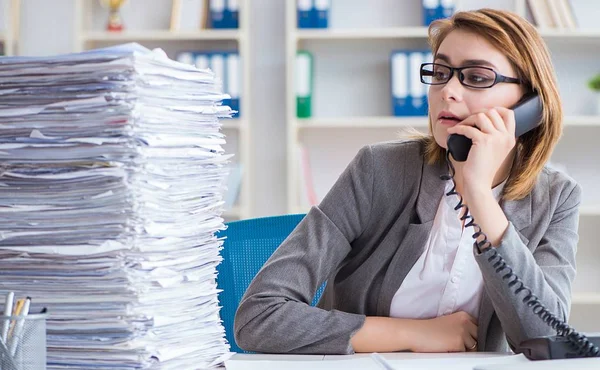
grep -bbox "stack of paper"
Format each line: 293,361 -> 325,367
0,43 -> 233,369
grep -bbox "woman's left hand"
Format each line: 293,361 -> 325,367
446,107 -> 516,194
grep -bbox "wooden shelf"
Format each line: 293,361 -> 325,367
295,27 -> 428,40
580,206 -> 600,217
296,116 -> 428,129
82,30 -> 241,42
572,293 -> 600,305
295,115 -> 600,129
538,29 -> 600,39
294,27 -> 600,42
564,116 -> 600,126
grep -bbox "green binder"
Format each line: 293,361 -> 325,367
296,51 -> 313,118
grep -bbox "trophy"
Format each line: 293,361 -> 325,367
101,0 -> 127,32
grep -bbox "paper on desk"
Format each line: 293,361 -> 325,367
225,354 -> 530,370
0,42 -> 233,369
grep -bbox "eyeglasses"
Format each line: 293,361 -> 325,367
420,62 -> 522,89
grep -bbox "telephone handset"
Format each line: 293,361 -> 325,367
442,93 -> 600,360
447,93 -> 543,162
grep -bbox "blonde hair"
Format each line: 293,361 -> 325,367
414,8 -> 562,201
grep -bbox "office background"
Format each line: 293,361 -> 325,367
1,0 -> 599,331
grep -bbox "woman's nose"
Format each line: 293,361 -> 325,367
440,73 -> 464,102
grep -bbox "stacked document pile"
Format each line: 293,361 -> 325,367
0,43 -> 233,369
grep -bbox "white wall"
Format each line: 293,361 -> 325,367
19,0 -> 75,55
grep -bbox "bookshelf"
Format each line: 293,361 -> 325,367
1,0 -> 20,56
73,0 -> 252,221
285,0 -> 600,331
297,27 -> 600,42
296,116 -> 600,129
81,29 -> 242,42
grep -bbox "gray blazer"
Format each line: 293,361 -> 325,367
234,140 -> 581,355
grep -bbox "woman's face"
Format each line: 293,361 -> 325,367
428,29 -> 526,149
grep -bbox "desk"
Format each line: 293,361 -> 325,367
223,352 -> 600,369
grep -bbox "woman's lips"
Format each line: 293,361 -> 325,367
438,117 -> 461,126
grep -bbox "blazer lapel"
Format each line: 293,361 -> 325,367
376,159 -> 447,316
416,159 -> 448,224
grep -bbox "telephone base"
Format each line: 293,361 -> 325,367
519,335 -> 600,360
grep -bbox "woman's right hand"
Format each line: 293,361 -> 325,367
408,311 -> 478,352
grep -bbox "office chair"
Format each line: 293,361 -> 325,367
216,213 -> 325,353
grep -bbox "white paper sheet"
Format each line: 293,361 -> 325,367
0,42 -> 234,369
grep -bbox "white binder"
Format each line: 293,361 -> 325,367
194,54 -> 210,70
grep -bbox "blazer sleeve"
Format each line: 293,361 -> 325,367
233,145 -> 375,354
475,179 -> 581,351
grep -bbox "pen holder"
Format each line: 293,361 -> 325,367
0,313 -> 47,370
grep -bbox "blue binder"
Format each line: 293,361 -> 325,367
297,0 -> 313,28
391,51 -> 409,116
439,0 -> 455,19
391,50 -> 431,116
312,0 -> 330,28
226,0 -> 239,29
210,0 -> 227,28
408,51 -> 428,116
423,0 -> 440,26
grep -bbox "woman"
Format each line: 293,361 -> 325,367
234,8 -> 581,354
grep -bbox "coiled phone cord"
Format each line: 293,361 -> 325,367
441,150 -> 599,358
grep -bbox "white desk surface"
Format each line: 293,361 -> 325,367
229,351 -> 510,361
223,352 -> 600,369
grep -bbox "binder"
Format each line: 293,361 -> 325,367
176,51 -> 194,65
209,52 -> 229,115
422,0 -> 440,26
226,53 -> 241,117
170,0 -> 208,31
296,51 -> 313,118
439,0 -> 455,19
210,52 -> 226,95
547,0 -> 567,29
297,0 -> 313,28
409,51 -> 428,116
226,0 -> 239,29
209,0 -> 227,28
557,0 -> 577,29
313,0 -> 330,28
391,51 -> 409,116
194,53 -> 210,70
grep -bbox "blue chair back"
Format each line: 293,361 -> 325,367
216,214 -> 325,353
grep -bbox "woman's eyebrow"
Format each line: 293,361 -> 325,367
435,53 -> 498,69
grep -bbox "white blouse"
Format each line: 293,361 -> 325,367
389,179 -> 506,320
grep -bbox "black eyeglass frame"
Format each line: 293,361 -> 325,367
419,62 -> 522,89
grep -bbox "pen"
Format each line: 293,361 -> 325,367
370,353 -> 397,370
1,292 -> 14,343
7,298 -> 24,340
9,297 -> 30,357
